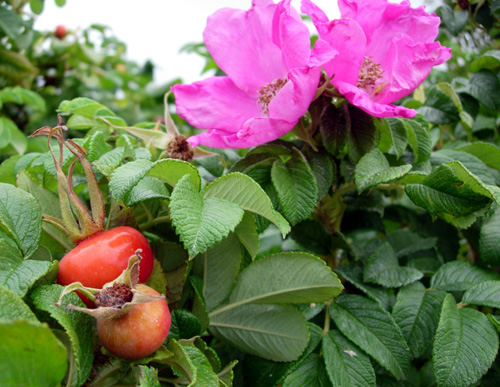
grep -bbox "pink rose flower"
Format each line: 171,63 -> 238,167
302,0 -> 452,118
172,0 -> 320,149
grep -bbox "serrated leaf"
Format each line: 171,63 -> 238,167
271,152 -> 318,225
0,183 -> 42,258
31,285 -> 93,387
347,105 -> 378,160
59,97 -> 108,118
309,150 -> 335,201
479,205 -> 500,265
234,211 -> 259,260
330,294 -> 411,380
0,320 -> 67,387
170,175 -> 244,257
0,285 -> 37,321
223,252 -> 342,307
385,118 -> 409,159
456,142 -> 500,170
364,242 -> 424,288
462,281 -> 500,309
405,119 -> 432,164
323,329 -> 376,387
386,229 -> 437,258
125,176 -> 169,207
195,233 -> 243,312
0,233 -> 57,297
209,304 -> 309,361
138,365 -> 161,387
203,172 -> 290,236
392,282 -> 446,358
320,103 -> 349,156
418,86 -> 459,124
461,70 -> 500,110
430,261 -> 500,291
93,146 -> 125,176
165,339 -> 197,384
282,353 -> 330,387
355,149 -> 412,193
470,50 -> 500,72
405,161 -> 494,228
110,158 -> 200,202
169,310 -> 202,341
433,294 -> 498,387
335,264 -> 392,310
182,344 -> 219,387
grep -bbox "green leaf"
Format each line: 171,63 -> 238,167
320,103 -> 349,156
138,365 -> 161,387
31,285 -> 93,387
456,142 -> 500,170
322,329 -> 376,387
65,114 -> 97,130
0,117 -> 13,149
461,70 -> 500,110
330,294 -> 411,380
385,118 -> 409,159
392,282 -> 446,358
203,172 -> 291,236
125,176 -> 169,207
0,183 -> 42,258
190,276 -> 210,333
234,211 -> 259,260
471,50 -> 500,72
59,97 -> 108,118
222,252 -> 343,307
169,310 -> 202,341
347,105 -> 378,161
0,285 -> 37,321
195,233 -> 243,312
418,86 -> 459,124
335,264 -> 392,310
355,149 -> 412,193
271,151 -> 318,225
433,294 -> 498,387
182,343 -> 219,387
386,229 -> 437,258
405,162 -> 494,229
430,261 -> 500,291
0,320 -> 67,387
282,353 -> 331,387
165,339 -> 197,384
462,281 -> 500,309
309,150 -> 335,201
93,147 -> 125,177
110,158 -> 200,202
440,5 -> 468,35
170,175 -> 244,257
209,304 -> 309,361
479,205 -> 500,265
363,242 -> 424,288
0,6 -> 21,40
405,119 -> 432,164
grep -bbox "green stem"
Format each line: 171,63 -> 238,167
139,215 -> 171,231
323,300 -> 333,335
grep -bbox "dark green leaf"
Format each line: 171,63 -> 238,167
471,50 -> 500,73
320,103 -> 349,156
433,294 -> 498,387
462,281 -> 500,309
479,205 -> 500,266
347,105 -> 378,160
323,329 -> 376,387
461,70 -> 500,110
330,294 -> 411,380
385,118 -> 409,159
418,86 -> 459,124
386,229 -> 437,258
392,282 -> 446,358
282,353 -> 331,387
169,310 -> 202,341
431,261 -> 500,291
440,5 -> 468,35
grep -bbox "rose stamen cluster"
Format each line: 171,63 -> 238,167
357,56 -> 384,92
258,78 -> 288,115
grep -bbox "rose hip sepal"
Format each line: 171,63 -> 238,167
56,251 -> 171,360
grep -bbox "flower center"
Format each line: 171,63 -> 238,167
357,57 -> 384,93
258,78 -> 288,115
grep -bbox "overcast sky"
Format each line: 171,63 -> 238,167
34,0 -> 435,84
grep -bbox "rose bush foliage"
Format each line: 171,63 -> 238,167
2,0 -> 500,386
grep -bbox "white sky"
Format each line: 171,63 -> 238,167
34,0 -> 433,84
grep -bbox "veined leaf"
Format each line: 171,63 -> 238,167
406,161 -> 495,228
125,176 -> 169,207
271,151 -> 318,225
0,320 -> 67,387
182,344 -> 219,387
479,205 -> 500,265
170,175 -> 244,257
330,294 -> 411,380
470,50 -> 500,72
405,119 -> 432,164
0,183 -> 42,258
323,329 -> 376,387
31,285 -> 93,387
385,118 -> 409,159
430,261 -> 500,291
386,229 -> 437,258
209,304 -> 309,361
203,172 -> 290,236
363,242 -> 423,288
282,353 -> 330,387
433,294 -> 498,387
234,211 -> 259,260
216,252 -> 343,309
355,149 -> 412,193
0,285 -> 37,321
462,281 -> 500,309
392,282 -> 446,358
456,142 -> 500,170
